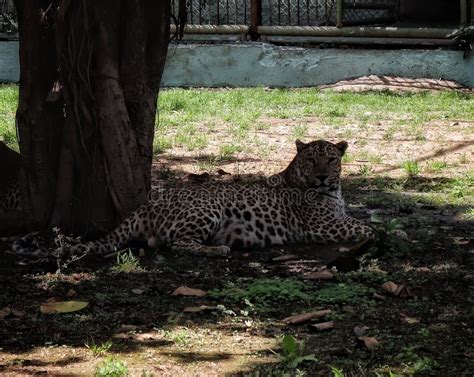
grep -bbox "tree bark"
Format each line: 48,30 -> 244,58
14,0 -> 170,235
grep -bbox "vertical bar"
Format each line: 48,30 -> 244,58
460,0 -> 468,26
217,0 -> 220,24
236,0 -> 240,24
250,0 -> 262,39
336,0 -> 343,28
297,0 -> 300,25
288,0 -> 291,25
226,0 -> 229,24
269,0 -> 273,24
306,0 -> 310,25
190,0 -> 194,24
208,0 -> 211,24
278,0 -> 281,24
199,0 -> 202,23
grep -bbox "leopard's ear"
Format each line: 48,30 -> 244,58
295,139 -> 307,152
335,141 -> 348,156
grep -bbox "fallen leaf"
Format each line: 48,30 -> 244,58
249,262 -> 261,268
400,313 -> 420,324
306,270 -> 334,280
282,309 -> 332,324
310,321 -> 334,331
183,305 -> 217,313
452,237 -> 470,245
172,286 -> 207,297
357,336 -> 379,349
216,169 -> 231,176
132,288 -> 144,295
187,172 -> 210,182
139,249 -> 146,257
416,267 -> 431,272
0,307 -> 11,320
11,308 -> 25,318
381,281 -> 412,297
373,292 -> 386,301
40,301 -> 89,314
272,254 -> 298,262
120,324 -> 137,332
464,351 -> 474,359
353,325 -> 369,337
65,289 -> 77,298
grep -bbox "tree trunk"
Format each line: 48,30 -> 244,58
14,0 -> 170,235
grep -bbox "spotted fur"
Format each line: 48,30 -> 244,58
82,139 -> 374,257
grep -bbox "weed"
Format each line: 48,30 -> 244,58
402,160 -> 420,178
153,135 -> 173,154
358,165 -> 373,176
279,335 -> 317,369
331,366 -> 345,377
219,143 -> 243,160
396,347 -> 440,375
313,283 -> 373,305
209,279 -> 313,310
167,329 -> 190,346
85,339 -> 113,357
424,160 -> 447,173
111,250 -> 144,273
291,124 -> 308,140
94,356 -> 128,377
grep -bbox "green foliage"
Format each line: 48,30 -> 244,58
280,335 -> 317,369
94,357 -> 128,377
209,279 -> 373,309
401,160 -> 420,178
396,347 -> 440,375
85,339 -> 113,357
111,250 -> 144,273
209,279 -> 313,310
331,366 -> 345,377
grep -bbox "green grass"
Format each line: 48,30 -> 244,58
111,250 -> 144,273
94,356 -> 128,377
1,86 -> 473,152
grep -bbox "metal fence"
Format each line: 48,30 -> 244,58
172,0 -> 398,26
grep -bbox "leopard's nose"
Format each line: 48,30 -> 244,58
316,175 -> 328,182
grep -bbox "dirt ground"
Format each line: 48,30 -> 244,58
0,80 -> 473,376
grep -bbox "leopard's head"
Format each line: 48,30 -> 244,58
281,139 -> 348,191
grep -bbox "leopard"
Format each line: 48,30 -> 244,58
78,139 -> 374,257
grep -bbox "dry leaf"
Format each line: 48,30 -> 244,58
40,301 -> 89,314
172,286 -> 207,297
216,169 -> 231,176
132,288 -> 144,295
282,309 -> 332,324
464,351 -> 474,359
354,325 -> 369,337
120,324 -> 137,332
272,254 -> 298,262
139,249 -> 146,257
65,289 -> 77,298
400,313 -> 419,324
381,281 -> 412,297
306,270 -> 334,280
310,321 -> 334,331
0,307 -> 11,320
373,292 -> 386,301
187,172 -> 210,182
452,237 -> 470,245
11,308 -> 25,318
183,305 -> 217,313
358,336 -> 379,349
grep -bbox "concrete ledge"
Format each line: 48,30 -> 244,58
1,41 -> 473,87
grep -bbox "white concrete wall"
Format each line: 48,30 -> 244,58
1,41 -> 473,87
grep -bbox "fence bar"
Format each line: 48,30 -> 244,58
336,0 -> 343,28
171,24 -> 249,34
460,0 -> 468,26
250,0 -> 262,39
257,26 -> 460,38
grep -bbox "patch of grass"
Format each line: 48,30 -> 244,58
424,160 -> 447,174
312,283 -> 373,305
279,335 -> 317,369
218,143 -> 243,161
396,347 -> 440,375
111,250 -> 144,274
358,165 -> 373,176
291,124 -> 308,140
85,339 -> 113,357
94,356 -> 128,377
153,135 -> 173,154
401,160 -> 421,178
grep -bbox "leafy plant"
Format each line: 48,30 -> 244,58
94,357 -> 128,377
402,160 -> 420,178
331,366 -> 345,377
111,250 -> 144,273
396,347 -> 440,375
280,335 -> 317,369
85,339 -> 113,357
